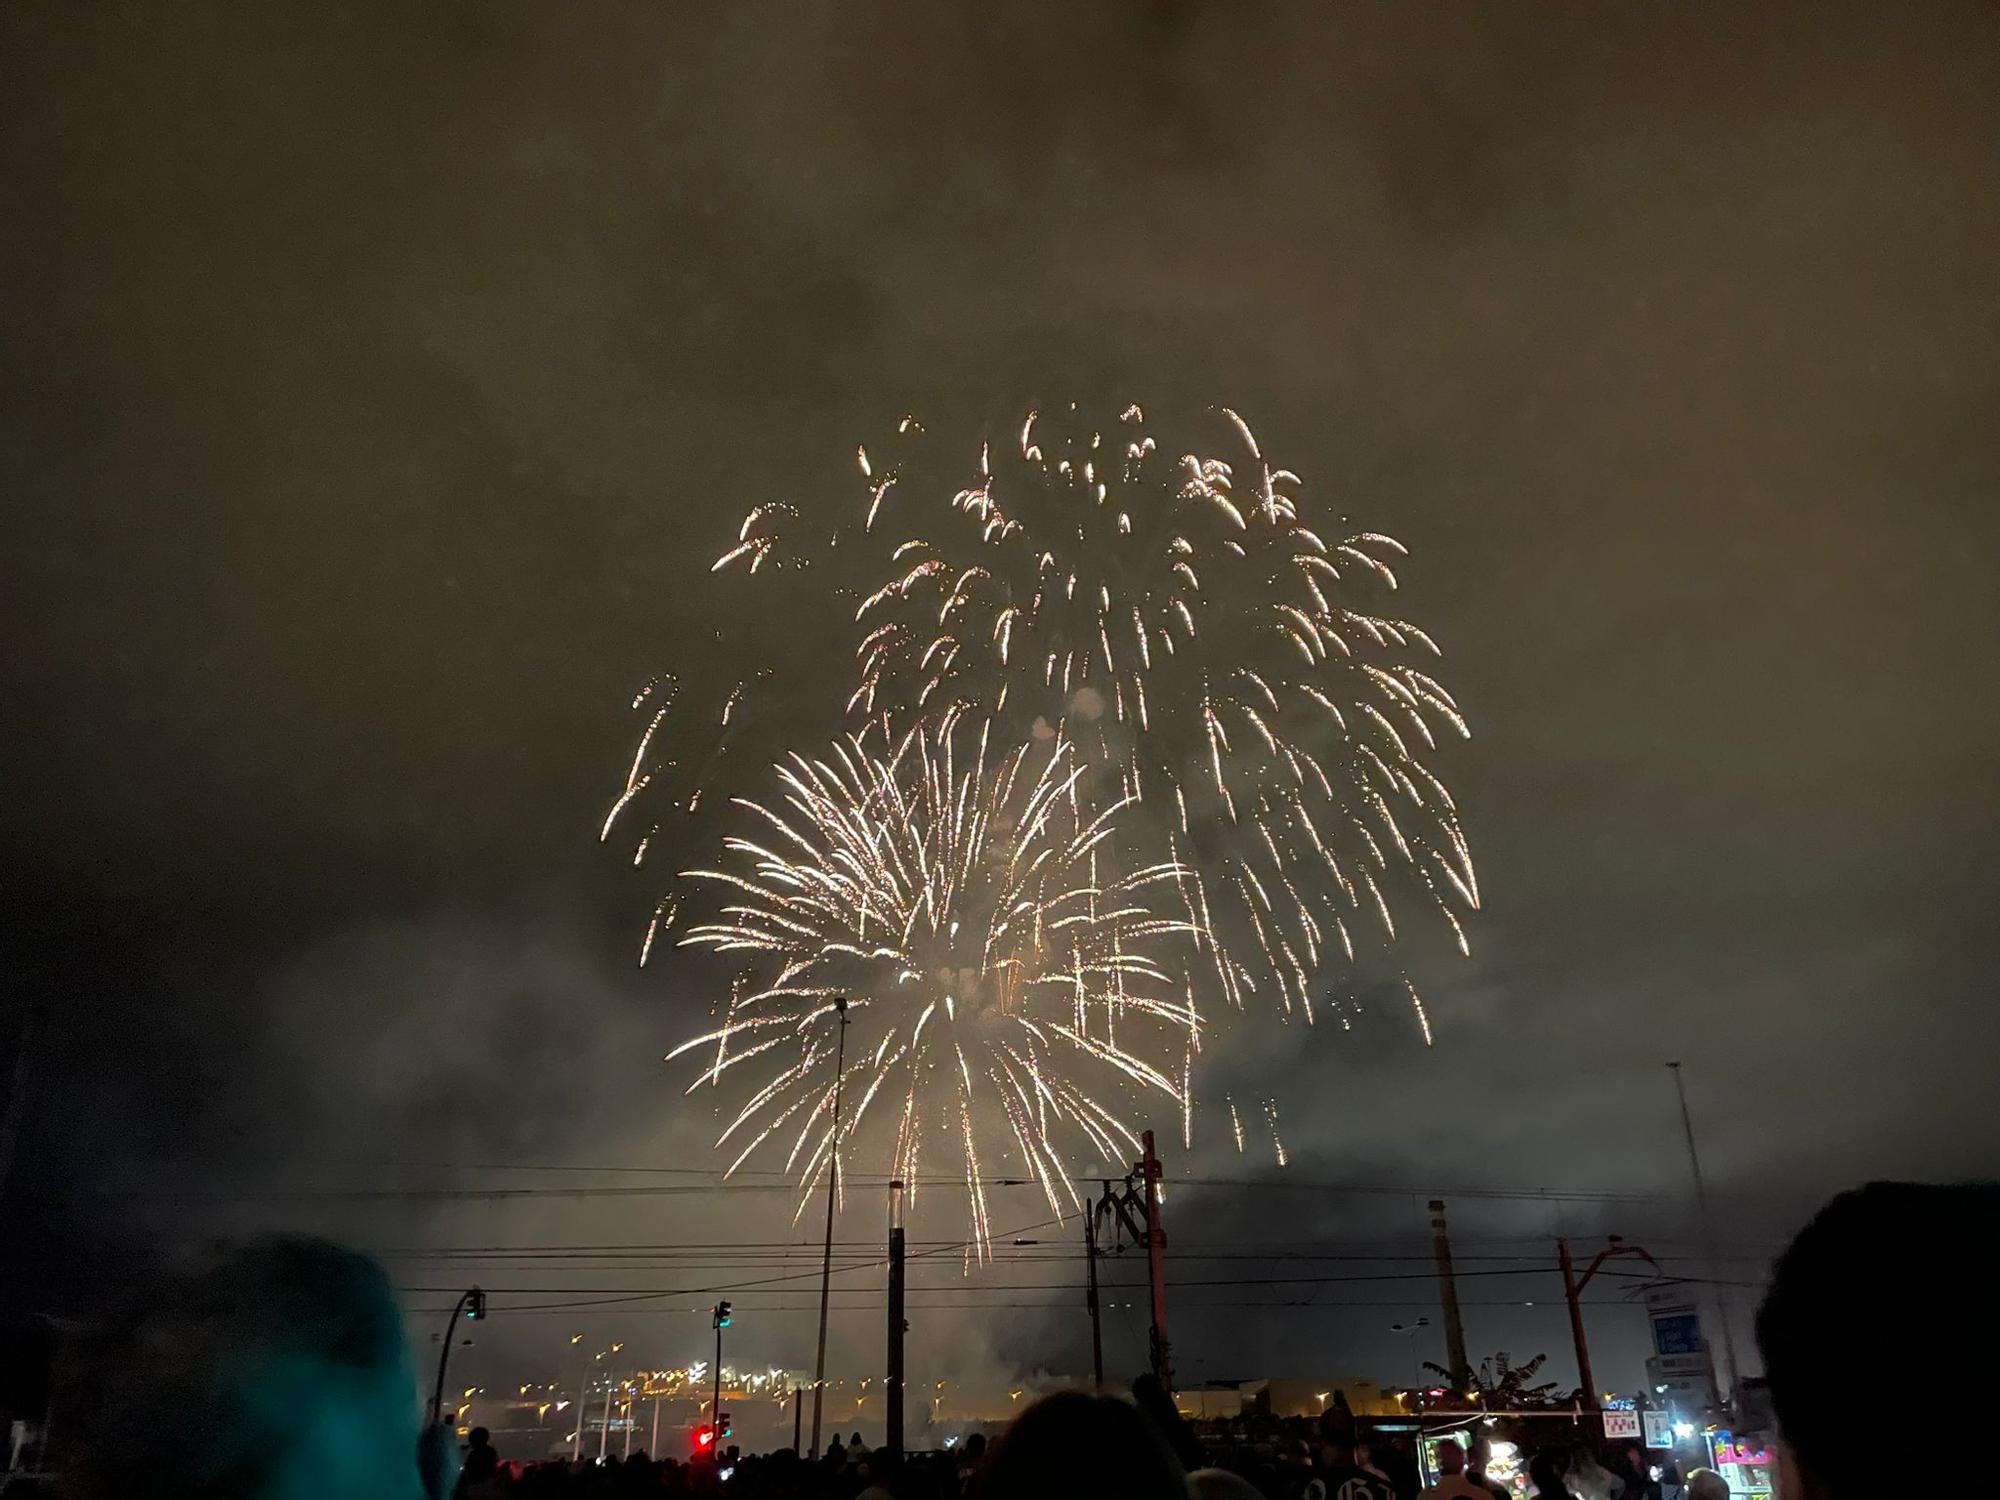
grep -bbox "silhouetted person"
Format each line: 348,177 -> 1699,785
1757,1181 -> 2000,1500
1319,1434 -> 1392,1500
1132,1373 -> 1204,1472
974,1391 -> 1184,1500
1189,1469 -> 1267,1500
458,1427 -> 499,1494
855,1446 -> 896,1500
1613,1444 -> 1662,1500
1415,1440 -> 1487,1500
957,1431 -> 989,1496
1684,1470 -> 1729,1500
1562,1449 -> 1616,1500
1355,1442 -> 1394,1496
1464,1440 -> 1508,1500
1527,1449 -> 1569,1500
57,1235 -> 436,1500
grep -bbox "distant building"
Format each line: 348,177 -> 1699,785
1174,1377 -> 1404,1421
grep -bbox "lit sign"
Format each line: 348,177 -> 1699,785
1603,1409 -> 1641,1441
1710,1433 -> 1772,1467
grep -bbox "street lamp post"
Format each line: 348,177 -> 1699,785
711,1300 -> 732,1453
428,1287 -> 487,1425
568,1337 -> 588,1462
568,1340 -> 620,1462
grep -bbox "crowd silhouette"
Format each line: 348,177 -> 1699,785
18,1183 -> 1999,1500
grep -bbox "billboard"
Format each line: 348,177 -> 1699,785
1652,1313 -> 1704,1356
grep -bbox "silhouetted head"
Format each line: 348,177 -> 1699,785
59,1235 -> 427,1500
1565,1449 -> 1615,1500
1527,1448 -> 1568,1498
468,1428 -> 490,1448
1434,1439 -> 1466,1477
1188,1468 -> 1265,1500
975,1391 -> 1183,1500
1757,1181 -> 2000,1500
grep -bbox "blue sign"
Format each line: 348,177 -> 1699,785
1653,1313 -> 1704,1356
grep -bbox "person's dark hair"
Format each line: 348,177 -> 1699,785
974,1391 -> 1184,1500
469,1428 -> 490,1446
1131,1372 -> 1204,1471
57,1235 -> 414,1500
1757,1182 -> 2000,1497
1527,1448 -> 1569,1499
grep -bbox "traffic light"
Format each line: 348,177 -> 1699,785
692,1425 -> 715,1453
717,1411 -> 731,1439
465,1288 -> 487,1321
713,1300 -> 732,1328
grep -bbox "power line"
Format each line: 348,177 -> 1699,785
46,1174 -> 1758,1206
397,1263 -> 1764,1308
405,1296 -> 1664,1316
228,1159 -> 1812,1207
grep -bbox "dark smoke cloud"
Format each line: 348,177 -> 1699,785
4,0 -> 1999,1413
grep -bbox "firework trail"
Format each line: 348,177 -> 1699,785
711,403 -> 1477,1031
665,712 -> 1202,1250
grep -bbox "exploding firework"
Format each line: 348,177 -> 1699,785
667,712 -> 1203,1249
609,402 -> 1476,1203
716,403 -> 1477,1033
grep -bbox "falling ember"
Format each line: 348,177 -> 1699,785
1228,1095 -> 1245,1153
1406,980 -> 1434,1047
1262,1098 -> 1288,1168
639,896 -> 681,969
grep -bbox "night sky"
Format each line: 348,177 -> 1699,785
5,3 -> 1999,1421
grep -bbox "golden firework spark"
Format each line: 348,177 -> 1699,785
713,404 -> 1477,1036
668,713 -> 1204,1250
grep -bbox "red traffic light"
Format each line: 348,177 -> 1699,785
692,1425 -> 715,1452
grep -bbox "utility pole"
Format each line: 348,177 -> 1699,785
1668,1061 -> 1741,1413
1559,1236 -> 1660,1410
886,1179 -> 906,1461
1428,1200 -> 1471,1389
651,1393 -> 661,1457
792,1384 -> 802,1454
1140,1130 -> 1172,1391
711,1300 -> 731,1454
1084,1188 -> 1105,1393
623,1386 -> 633,1459
598,1375 -> 613,1460
809,997 -> 850,1459
1559,1238 -> 1597,1409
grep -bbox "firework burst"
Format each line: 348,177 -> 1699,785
667,712 -> 1203,1250
612,401 -> 1478,1205
721,403 -> 1477,1027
